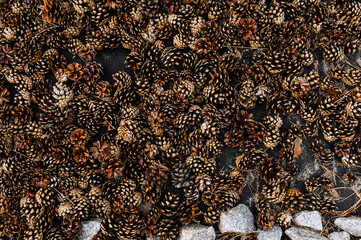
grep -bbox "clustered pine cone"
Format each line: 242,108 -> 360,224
2,0 -> 361,238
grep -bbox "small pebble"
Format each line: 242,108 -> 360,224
285,227 -> 328,240
293,211 -> 323,231
218,204 -> 255,233
78,218 -> 101,240
329,231 -> 350,240
178,224 -> 216,240
257,226 -> 282,240
334,217 -> 361,237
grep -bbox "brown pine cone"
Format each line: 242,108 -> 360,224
78,44 -> 95,62
70,128 -> 88,146
257,211 -> 275,231
202,186 -> 220,207
310,139 -> 334,165
113,71 -> 132,90
203,206 -> 220,225
275,211 -> 293,228
35,186 -> 56,207
342,172 -> 357,185
305,176 -> 332,194
263,127 -> 280,149
261,180 -> 287,204
156,218 -> 180,240
46,228 -> 63,240
256,198 -> 271,213
171,161 -> 194,188
73,196 -> 90,221
178,199 -> 201,225
290,76 -> 311,98
321,197 -> 337,214
65,63 -> 83,81
258,157 -> 283,182
160,192 -> 180,218
217,190 -> 240,211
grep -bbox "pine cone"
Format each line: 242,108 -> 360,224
321,197 -> 337,214
61,215 -> 80,238
46,228 -> 63,240
178,199 -> 201,225
257,211 -> 275,231
171,161 -> 194,188
113,71 -> 132,90
65,63 -> 83,81
93,199 -> 111,219
256,198 -> 271,213
258,158 -> 283,182
261,180 -> 287,204
160,192 -> 180,218
202,186 -> 220,207
342,172 -> 357,185
203,206 -> 220,225
217,190 -> 239,211
305,176 -> 332,194
275,211 -> 292,228
184,184 -> 200,200
156,218 -> 180,240
35,187 -> 56,207
310,139 -> 334,165
263,127 -> 280,149
78,44 -> 95,62
24,229 -> 44,240
185,155 -> 216,176
73,196 -> 90,221
194,174 -> 212,192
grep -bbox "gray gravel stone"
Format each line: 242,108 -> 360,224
285,227 -> 328,240
218,204 -> 256,233
257,226 -> 282,240
293,211 -> 323,231
334,217 -> 361,237
329,232 -> 350,240
178,224 -> 216,240
78,218 -> 101,240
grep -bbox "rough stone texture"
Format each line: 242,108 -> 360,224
293,211 -> 323,231
218,204 -> 256,233
329,232 -> 350,240
257,226 -> 282,240
285,227 -> 328,240
178,224 -> 216,240
334,217 -> 361,237
78,218 -> 101,240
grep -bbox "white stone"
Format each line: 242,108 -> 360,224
334,217 -> 361,237
257,226 -> 282,240
178,224 -> 216,240
293,211 -> 323,231
329,232 -> 350,240
78,218 -> 101,240
218,204 -> 256,233
285,227 -> 328,240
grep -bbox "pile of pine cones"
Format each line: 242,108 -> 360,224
0,0 -> 361,239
